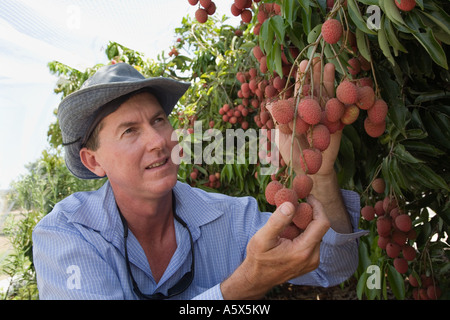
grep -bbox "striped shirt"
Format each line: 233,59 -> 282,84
32,180 -> 367,299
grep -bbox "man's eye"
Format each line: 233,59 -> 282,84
124,128 -> 134,134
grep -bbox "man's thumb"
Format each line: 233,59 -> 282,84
260,202 -> 296,244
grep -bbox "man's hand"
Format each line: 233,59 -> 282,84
267,58 -> 353,234
268,58 -> 341,177
220,196 -> 330,299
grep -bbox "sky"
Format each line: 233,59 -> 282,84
0,0 -> 239,190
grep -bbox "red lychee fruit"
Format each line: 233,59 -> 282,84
273,76 -> 287,91
299,148 -> 323,174
395,214 -> 412,233
325,98 -> 345,122
195,8 -> 208,23
367,99 -> 388,124
289,115 -> 310,135
280,223 -> 302,240
234,0 -> 248,10
205,1 -> 216,15
427,285 -> 442,300
374,200 -> 385,216
377,236 -> 389,250
364,117 -> 386,138
293,202 -> 313,230
298,98 -> 322,125
322,19 -> 343,44
308,124 -> 331,151
230,3 -> 243,16
402,245 -> 416,261
356,86 -> 375,110
371,178 -> 385,194
394,257 -> 408,274
274,187 -> 298,207
361,205 -> 375,221
292,174 -> 313,199
340,104 -> 360,125
395,0 -> 416,11
241,9 -> 252,23
392,230 -> 407,246
347,57 -> 361,76
253,45 -> 264,61
336,80 -> 358,105
265,180 -> 283,205
188,0 -> 199,5
386,242 -> 401,258
199,0 -> 211,7
377,216 -> 391,237
271,99 -> 294,124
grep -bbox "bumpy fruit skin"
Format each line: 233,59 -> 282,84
364,117 -> 386,138
361,205 -> 375,221
274,187 -> 298,207
308,124 -> 331,151
322,19 -> 343,44
371,178 -> 385,194
195,8 -> 208,23
395,214 -> 412,233
394,257 -> 408,274
325,98 -> 345,122
299,148 -> 323,174
377,216 -> 391,237
386,242 -> 400,258
340,104 -> 359,125
356,86 -> 375,110
293,202 -> 313,230
402,245 -> 416,261
280,223 -> 301,240
336,80 -> 358,105
367,99 -> 388,124
292,174 -> 313,199
272,99 -> 294,124
395,0 -> 416,11
265,180 -> 283,205
298,98 -> 322,125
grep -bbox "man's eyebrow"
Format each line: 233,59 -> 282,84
115,110 -> 167,133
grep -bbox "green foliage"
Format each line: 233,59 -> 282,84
3,0 -> 449,300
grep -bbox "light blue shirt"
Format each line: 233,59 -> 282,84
32,180 -> 367,300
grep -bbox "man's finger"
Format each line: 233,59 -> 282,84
295,195 -> 330,245
256,202 -> 296,250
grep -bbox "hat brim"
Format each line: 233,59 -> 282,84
59,77 -> 190,179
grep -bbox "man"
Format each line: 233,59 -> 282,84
32,62 -> 367,299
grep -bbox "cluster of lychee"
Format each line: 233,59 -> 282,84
188,0 -> 217,23
265,173 -> 314,240
408,273 -> 442,300
361,178 -> 417,275
322,18 -> 387,138
189,166 -> 222,189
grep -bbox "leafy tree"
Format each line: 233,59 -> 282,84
3,0 -> 449,299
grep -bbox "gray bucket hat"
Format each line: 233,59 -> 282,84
58,63 -> 190,179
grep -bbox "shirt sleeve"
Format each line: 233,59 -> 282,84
191,283 -> 224,300
32,223 -> 125,300
288,189 -> 369,287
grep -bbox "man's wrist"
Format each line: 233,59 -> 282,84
220,259 -> 271,300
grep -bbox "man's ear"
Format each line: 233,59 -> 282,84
79,148 -> 106,178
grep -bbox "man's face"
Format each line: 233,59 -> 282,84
87,92 -> 179,201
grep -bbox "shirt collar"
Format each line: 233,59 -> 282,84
66,180 -> 225,244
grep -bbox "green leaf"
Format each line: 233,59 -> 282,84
386,264 -> 405,300
281,0 -> 299,27
347,0 -> 377,35
404,11 -> 448,69
394,144 -> 423,164
269,15 -> 286,43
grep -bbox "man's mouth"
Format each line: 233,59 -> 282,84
145,158 -> 168,169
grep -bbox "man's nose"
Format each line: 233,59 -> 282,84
143,125 -> 167,152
